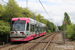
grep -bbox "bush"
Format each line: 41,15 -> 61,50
0,20 -> 10,35
47,30 -> 51,33
65,24 -> 75,41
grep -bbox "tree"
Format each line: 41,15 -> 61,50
64,12 -> 71,25
64,12 -> 71,26
0,4 -> 3,19
35,14 -> 44,22
46,20 -> 56,32
65,24 -> 75,41
50,22 -> 55,32
2,0 -> 22,22
61,12 -> 71,30
0,20 -> 10,35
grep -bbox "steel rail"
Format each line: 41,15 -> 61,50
27,33 -> 55,50
44,33 -> 57,50
8,43 -> 25,50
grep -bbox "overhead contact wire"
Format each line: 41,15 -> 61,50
39,0 -> 51,18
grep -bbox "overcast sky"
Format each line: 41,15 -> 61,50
0,0 -> 75,26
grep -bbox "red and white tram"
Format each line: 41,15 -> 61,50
10,18 -> 46,41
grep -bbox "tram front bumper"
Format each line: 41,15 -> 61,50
10,35 -> 26,38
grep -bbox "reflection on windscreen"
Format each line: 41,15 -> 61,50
11,21 -> 26,31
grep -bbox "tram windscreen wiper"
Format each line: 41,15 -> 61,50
14,28 -> 17,34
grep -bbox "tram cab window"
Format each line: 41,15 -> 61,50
26,23 -> 29,31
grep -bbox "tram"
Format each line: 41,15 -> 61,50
10,18 -> 46,41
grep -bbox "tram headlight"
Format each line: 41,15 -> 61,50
20,32 -> 24,35
20,32 -> 24,34
11,32 -> 14,34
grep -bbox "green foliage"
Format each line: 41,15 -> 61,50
64,12 -> 71,30
65,24 -> 75,41
58,12 -> 75,41
2,0 -> 23,22
21,8 -> 35,18
46,21 -> 56,32
58,26 -> 61,31
0,4 -> 3,18
36,14 -> 44,22
47,30 -> 51,33
59,12 -> 71,31
63,12 -> 75,40
64,12 -> 71,25
58,25 -> 63,31
0,20 -> 10,35
53,26 -> 56,32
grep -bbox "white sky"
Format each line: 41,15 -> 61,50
0,0 -> 75,26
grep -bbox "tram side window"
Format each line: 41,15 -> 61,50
30,24 -> 34,32
43,27 -> 45,32
40,27 -> 42,32
45,28 -> 46,32
36,26 -> 39,32
38,25 -> 40,32
45,27 -> 46,31
32,25 -> 34,32
35,24 -> 38,32
42,28 -> 44,32
42,28 -> 43,32
44,28 -> 45,32
26,23 -> 29,31
30,25 -> 32,32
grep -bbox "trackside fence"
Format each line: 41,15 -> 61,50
0,34 -> 10,45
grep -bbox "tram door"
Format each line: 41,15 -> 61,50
42,27 -> 44,35
32,25 -> 34,34
26,23 -> 29,36
35,24 -> 37,37
38,25 -> 40,36
30,24 -> 34,34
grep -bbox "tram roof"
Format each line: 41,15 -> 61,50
11,18 -> 46,27
29,18 -> 46,27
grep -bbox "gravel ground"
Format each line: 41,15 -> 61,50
13,43 -> 35,50
0,44 -> 18,50
47,32 -> 75,50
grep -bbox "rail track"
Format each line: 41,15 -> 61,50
44,33 -> 56,50
27,32 -> 57,50
0,42 -> 27,50
8,43 -> 25,50
0,42 -> 17,50
0,43 -> 11,49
